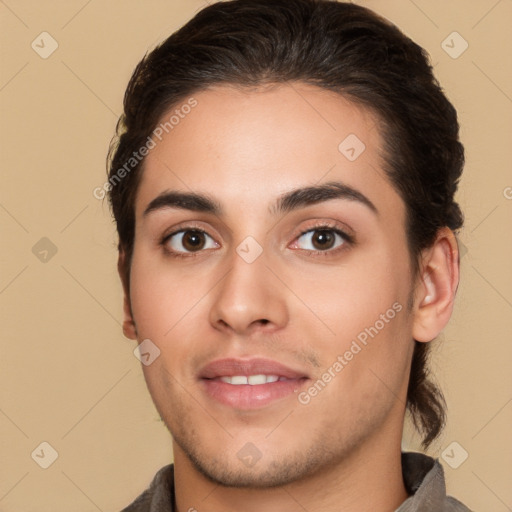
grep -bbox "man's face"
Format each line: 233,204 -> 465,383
126,83 -> 417,487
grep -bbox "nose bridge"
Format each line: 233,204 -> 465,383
209,239 -> 288,333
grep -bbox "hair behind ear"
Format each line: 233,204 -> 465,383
117,243 -> 130,296
118,245 -> 138,340
407,341 -> 446,448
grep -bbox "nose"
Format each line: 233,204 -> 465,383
209,248 -> 289,336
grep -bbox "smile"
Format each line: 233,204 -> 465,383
216,375 -> 294,385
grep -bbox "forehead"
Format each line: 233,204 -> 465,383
135,82 -> 403,223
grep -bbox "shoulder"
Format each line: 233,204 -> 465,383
398,452 -> 474,511
120,464 -> 175,512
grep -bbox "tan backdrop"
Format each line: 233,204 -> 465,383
1,1 -> 511,511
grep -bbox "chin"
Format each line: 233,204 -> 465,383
173,432 -> 335,489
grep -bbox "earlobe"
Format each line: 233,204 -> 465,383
118,249 -> 138,341
412,228 -> 460,343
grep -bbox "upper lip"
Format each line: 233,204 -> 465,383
199,358 -> 309,380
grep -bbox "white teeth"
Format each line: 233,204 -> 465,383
219,374 -> 281,385
248,374 -> 267,385
231,376 -> 248,385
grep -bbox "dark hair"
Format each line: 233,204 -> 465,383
107,0 -> 464,448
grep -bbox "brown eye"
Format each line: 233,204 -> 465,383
182,230 -> 206,251
295,228 -> 346,252
166,229 -> 217,253
311,230 -> 336,250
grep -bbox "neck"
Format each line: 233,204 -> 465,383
173,423 -> 408,512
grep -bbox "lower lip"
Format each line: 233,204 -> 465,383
200,378 -> 309,409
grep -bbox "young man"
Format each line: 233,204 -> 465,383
107,0 -> 472,510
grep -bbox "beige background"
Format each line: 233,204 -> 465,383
1,0 -> 511,510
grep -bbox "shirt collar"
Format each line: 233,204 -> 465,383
396,452 -> 448,511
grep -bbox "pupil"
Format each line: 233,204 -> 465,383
184,230 -> 204,251
313,230 -> 334,250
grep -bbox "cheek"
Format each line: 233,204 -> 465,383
288,251 -> 410,352
128,249 -> 208,339
299,310 -> 412,429
289,249 -> 413,408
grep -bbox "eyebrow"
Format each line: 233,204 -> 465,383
142,180 -> 378,218
271,181 -> 378,216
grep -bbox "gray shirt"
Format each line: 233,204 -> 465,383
121,451 -> 473,511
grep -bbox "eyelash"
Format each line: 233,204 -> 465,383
293,222 -> 355,258
160,222 -> 355,259
160,223 -> 212,259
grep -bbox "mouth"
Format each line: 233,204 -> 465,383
198,357 -> 310,410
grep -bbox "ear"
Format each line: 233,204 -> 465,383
118,248 -> 138,340
412,227 -> 460,343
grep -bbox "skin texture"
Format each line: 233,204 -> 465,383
119,82 -> 459,512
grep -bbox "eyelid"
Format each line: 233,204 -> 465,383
167,229 -> 216,246
287,220 -> 355,257
161,221 -> 218,242
292,220 -> 355,243
160,222 -> 220,256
